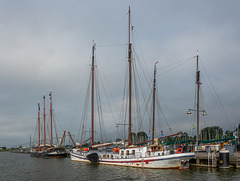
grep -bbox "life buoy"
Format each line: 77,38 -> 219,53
177,148 -> 183,154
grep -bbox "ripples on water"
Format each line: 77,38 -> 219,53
0,152 -> 240,181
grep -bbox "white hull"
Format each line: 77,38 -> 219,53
70,148 -> 195,169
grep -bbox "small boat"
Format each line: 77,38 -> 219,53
70,7 -> 195,169
30,92 -> 67,158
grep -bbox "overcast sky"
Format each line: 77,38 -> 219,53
0,0 -> 239,147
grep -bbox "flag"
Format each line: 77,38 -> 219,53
148,130 -> 151,139
193,124 -> 196,129
161,130 -> 164,137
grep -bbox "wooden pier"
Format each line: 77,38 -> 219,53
190,152 -> 240,168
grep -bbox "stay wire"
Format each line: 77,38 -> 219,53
155,88 -> 173,134
68,53 -> 92,131
77,70 -> 91,142
200,58 -> 233,129
95,70 -> 105,143
97,57 -> 118,125
132,55 -> 152,133
98,13 -> 128,44
158,57 -> 194,77
132,61 -> 144,132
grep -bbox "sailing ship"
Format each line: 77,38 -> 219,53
70,7 -> 195,168
30,92 -> 68,158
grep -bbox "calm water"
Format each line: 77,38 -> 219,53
0,152 -> 240,181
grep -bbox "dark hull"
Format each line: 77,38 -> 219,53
30,148 -> 68,158
86,152 -> 99,163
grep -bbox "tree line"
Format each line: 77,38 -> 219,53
127,124 -> 240,144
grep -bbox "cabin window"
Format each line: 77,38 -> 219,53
121,151 -> 124,156
126,150 -> 129,155
107,155 -> 109,158
111,155 -> 113,158
132,150 -> 135,155
103,154 -> 106,158
151,147 -> 154,152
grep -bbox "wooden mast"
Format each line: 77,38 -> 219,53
43,95 -> 46,150
152,62 -> 157,144
38,102 -> 40,151
68,131 -> 76,148
128,6 -> 132,146
196,55 -> 200,152
50,91 -> 53,148
91,41 -> 96,146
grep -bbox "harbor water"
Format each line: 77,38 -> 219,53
1,152 -> 240,181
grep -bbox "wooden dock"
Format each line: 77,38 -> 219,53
190,152 -> 240,168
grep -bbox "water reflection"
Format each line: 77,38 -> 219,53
1,152 -> 240,181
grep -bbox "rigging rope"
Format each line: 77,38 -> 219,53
77,71 -> 91,142
120,62 -> 129,140
95,69 -> 105,143
68,53 -> 92,132
98,13 -> 128,44
155,89 -> 173,134
32,117 -> 38,145
200,59 -> 233,129
158,57 -> 194,77
133,59 -> 152,132
97,44 -> 127,47
97,59 -> 118,125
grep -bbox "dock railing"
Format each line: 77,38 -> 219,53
207,152 -> 216,167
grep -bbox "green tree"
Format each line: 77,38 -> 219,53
116,138 -> 122,142
180,132 -> 189,141
131,132 -> 137,144
200,126 -> 223,140
225,130 -> 233,138
136,131 -> 148,143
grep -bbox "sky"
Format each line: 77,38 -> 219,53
0,0 -> 240,147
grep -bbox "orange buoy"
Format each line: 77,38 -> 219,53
84,148 -> 88,151
113,148 -> 119,153
177,147 -> 183,154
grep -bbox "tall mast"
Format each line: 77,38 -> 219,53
196,55 -> 200,152
43,95 -> 46,150
152,62 -> 158,144
38,102 -> 40,151
50,91 -> 53,148
91,41 -> 96,146
128,6 -> 132,146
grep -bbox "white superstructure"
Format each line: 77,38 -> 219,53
70,146 -> 195,169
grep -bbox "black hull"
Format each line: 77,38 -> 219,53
86,152 -> 99,163
30,148 -> 68,158
40,152 -> 68,158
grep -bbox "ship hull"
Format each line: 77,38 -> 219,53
30,148 -> 68,158
70,149 -> 195,169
